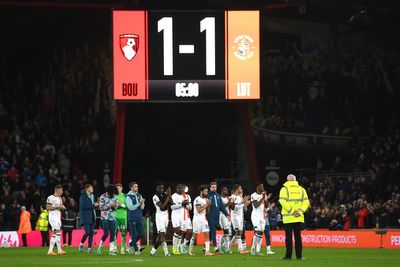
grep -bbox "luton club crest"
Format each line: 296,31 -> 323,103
233,35 -> 255,61
119,34 -> 139,61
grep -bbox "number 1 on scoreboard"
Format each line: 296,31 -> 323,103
157,17 -> 216,76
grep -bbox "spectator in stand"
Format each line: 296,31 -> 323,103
342,211 -> 351,231
35,169 -> 47,188
0,203 -> 10,230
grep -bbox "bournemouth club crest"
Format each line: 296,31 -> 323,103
119,34 -> 139,61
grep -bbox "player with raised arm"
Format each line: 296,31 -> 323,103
250,182 -> 271,256
115,184 -> 127,254
189,185 -> 214,256
150,182 -> 172,257
171,184 -> 193,254
46,184 -> 66,255
180,184 -> 193,254
229,184 -> 250,254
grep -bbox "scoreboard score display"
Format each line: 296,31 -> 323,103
113,10 -> 260,101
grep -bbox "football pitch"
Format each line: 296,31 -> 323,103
0,246 -> 399,267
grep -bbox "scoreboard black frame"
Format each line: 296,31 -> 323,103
113,10 -> 260,102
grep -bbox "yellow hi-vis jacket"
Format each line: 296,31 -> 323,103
35,210 -> 49,231
279,180 -> 310,224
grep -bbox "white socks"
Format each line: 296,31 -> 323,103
99,240 -> 104,248
54,234 -> 61,252
49,234 -> 56,252
223,234 -> 230,252
205,241 -> 210,253
182,238 -> 188,251
251,234 -> 262,253
173,234 -> 181,251
236,236 -> 242,251
162,242 -> 169,255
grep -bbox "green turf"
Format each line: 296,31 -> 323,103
0,246 -> 399,267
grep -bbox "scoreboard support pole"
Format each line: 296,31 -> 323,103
241,104 -> 260,187
113,104 -> 126,185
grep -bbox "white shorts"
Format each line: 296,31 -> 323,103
182,218 -> 192,231
192,217 -> 209,234
251,215 -> 266,232
171,215 -> 192,230
219,214 -> 231,230
155,213 -> 169,233
231,216 -> 243,230
49,219 -> 62,230
171,215 -> 182,229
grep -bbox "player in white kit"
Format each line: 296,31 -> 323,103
46,185 -> 66,255
171,184 -> 193,254
229,184 -> 250,254
181,185 -> 193,254
250,183 -> 271,255
150,182 -> 172,257
217,186 -> 232,253
189,185 -> 214,256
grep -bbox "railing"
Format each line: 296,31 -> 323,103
315,171 -> 374,180
253,126 -> 368,148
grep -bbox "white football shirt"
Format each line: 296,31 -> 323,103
193,196 -> 207,219
221,196 -> 230,215
171,193 -> 184,218
47,195 -> 62,221
251,192 -> 266,219
152,194 -> 168,215
231,194 -> 244,218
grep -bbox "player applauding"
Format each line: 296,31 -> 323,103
46,185 -> 66,255
171,184 -> 192,254
150,182 -> 172,257
189,185 -> 214,256
250,183 -> 270,256
230,184 -> 250,254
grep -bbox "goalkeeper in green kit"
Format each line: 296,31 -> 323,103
115,184 -> 128,254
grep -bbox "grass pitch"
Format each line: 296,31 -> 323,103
0,246 -> 399,267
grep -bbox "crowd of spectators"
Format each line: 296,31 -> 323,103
0,40 -> 114,231
250,43 -> 400,230
252,44 -> 400,136
1,36 -> 400,234
301,175 -> 400,230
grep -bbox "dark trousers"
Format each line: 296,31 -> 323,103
81,224 -> 94,248
21,233 -> 27,247
284,222 -> 302,259
63,229 -> 73,246
41,231 -> 49,247
208,219 -> 218,246
264,224 -> 271,246
101,220 -> 116,242
128,218 -> 144,251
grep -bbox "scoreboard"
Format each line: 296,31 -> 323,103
113,10 -> 260,102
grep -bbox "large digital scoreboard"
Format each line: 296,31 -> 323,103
113,10 -> 260,101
